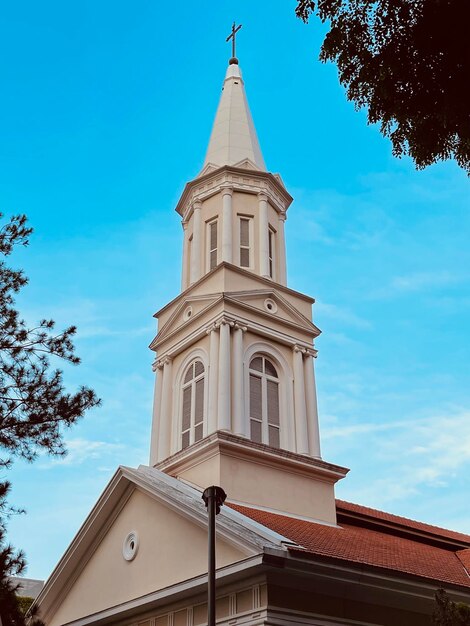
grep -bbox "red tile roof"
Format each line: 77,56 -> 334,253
229,502 -> 470,589
336,499 -> 470,546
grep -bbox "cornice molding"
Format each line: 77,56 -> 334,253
175,165 -> 293,220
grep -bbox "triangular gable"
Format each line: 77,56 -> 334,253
196,162 -> 219,178
154,294 -> 222,345
35,466 -> 285,626
226,290 -> 320,336
231,158 -> 262,172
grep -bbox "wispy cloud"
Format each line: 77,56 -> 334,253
333,409 -> 470,510
38,438 -> 126,469
322,421 -> 404,440
315,300 -> 372,330
370,271 -> 465,299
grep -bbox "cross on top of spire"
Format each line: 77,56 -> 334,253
226,22 -> 242,65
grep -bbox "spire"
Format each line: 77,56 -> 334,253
202,60 -> 267,172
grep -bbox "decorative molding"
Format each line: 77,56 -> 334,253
178,166 -> 293,221
305,348 -> 318,358
153,356 -> 172,370
221,185 -> 233,197
253,585 -> 261,609
233,322 -> 247,332
152,359 -> 163,372
229,594 -> 237,616
154,310 -> 317,365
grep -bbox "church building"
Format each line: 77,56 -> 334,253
33,44 -> 470,626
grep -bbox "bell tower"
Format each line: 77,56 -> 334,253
149,51 -> 348,524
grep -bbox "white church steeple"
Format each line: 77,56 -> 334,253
202,60 -> 266,172
176,56 -> 291,290
148,47 -> 347,525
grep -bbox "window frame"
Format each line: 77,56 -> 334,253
181,359 -> 205,450
238,215 -> 254,270
249,355 -> 280,447
206,218 -> 218,272
268,226 -> 276,279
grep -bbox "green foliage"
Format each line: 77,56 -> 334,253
17,596 -> 35,615
433,588 -> 470,625
295,0 -> 470,174
0,213 -> 100,626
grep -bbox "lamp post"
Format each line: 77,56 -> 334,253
202,485 -> 227,626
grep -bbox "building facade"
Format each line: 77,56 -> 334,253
34,54 -> 470,626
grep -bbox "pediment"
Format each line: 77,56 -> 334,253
196,162 -> 220,178
231,158 -> 262,172
154,293 -> 222,346
272,172 -> 286,189
226,289 -> 320,336
35,466 -> 280,626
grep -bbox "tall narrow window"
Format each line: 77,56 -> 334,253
181,360 -> 205,449
207,220 -> 218,271
249,356 -> 280,447
239,217 -> 251,268
268,228 -> 275,279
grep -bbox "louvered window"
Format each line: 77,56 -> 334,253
181,360 -> 205,449
208,220 -> 218,271
268,228 -> 275,279
249,356 -> 280,447
239,217 -> 251,268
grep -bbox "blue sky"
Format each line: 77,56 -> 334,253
1,1 -> 469,580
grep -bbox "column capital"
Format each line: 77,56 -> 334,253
193,199 -> 202,210
206,322 -> 220,335
182,220 -> 189,230
219,318 -> 235,328
257,192 -> 268,202
233,322 -> 247,332
305,348 -> 318,358
221,185 -> 233,197
278,211 -> 287,222
152,359 -> 163,372
293,344 -> 307,355
213,315 -> 236,329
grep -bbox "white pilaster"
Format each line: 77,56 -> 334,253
221,186 -> 233,263
232,324 -> 246,437
157,357 -> 173,461
207,324 -> 220,435
304,351 -> 321,458
293,346 -> 309,455
278,212 -> 287,286
190,201 -> 202,284
258,193 -> 270,278
181,221 -> 189,291
149,361 -> 164,466
217,320 -> 232,431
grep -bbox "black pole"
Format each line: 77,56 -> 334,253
202,486 -> 227,626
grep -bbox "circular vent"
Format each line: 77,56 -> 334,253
264,298 -> 277,314
123,531 -> 139,561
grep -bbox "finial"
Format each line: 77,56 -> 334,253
226,22 -> 242,65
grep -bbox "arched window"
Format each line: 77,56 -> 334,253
249,355 -> 280,447
181,360 -> 205,449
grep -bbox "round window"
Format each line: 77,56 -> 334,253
183,306 -> 193,321
264,298 -> 278,314
123,531 -> 139,561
